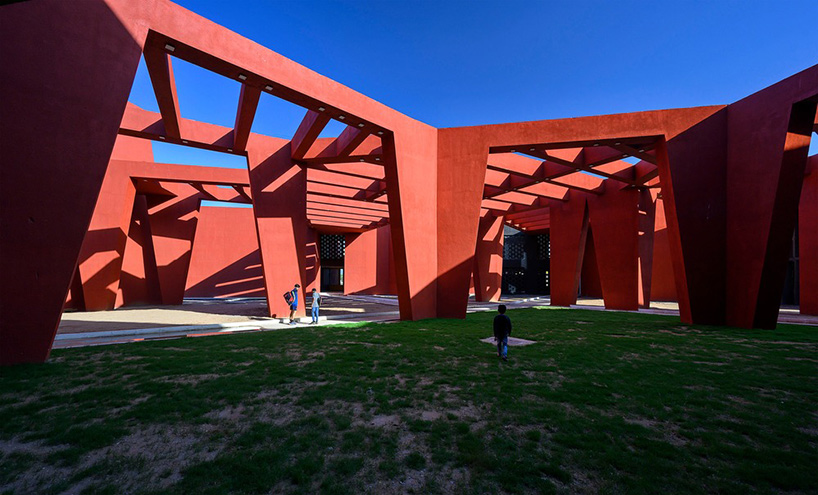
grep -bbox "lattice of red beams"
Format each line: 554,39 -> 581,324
488,137 -> 662,189
486,154 -> 603,196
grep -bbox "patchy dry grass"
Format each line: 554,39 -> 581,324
1,307 -> 817,494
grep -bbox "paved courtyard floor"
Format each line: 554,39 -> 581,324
55,294 -> 817,349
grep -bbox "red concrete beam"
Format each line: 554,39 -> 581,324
292,110 -> 331,160
303,150 -> 384,165
609,143 -> 658,165
304,161 -> 385,181
487,154 -> 601,194
143,34 -> 183,139
306,208 -> 383,223
307,204 -> 387,221
233,84 -> 262,151
333,126 -> 370,157
307,193 -> 390,214
309,216 -> 368,228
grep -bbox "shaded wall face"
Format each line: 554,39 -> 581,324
580,228 -> 603,298
185,206 -> 264,298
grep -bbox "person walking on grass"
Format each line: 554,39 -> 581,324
310,288 -> 321,324
286,284 -> 300,325
493,304 -> 512,361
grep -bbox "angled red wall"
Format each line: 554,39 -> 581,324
246,138 -> 308,318
382,128 -> 440,320
185,206 -> 264,298
550,197 -> 589,306
725,71 -> 818,328
147,183 -> 202,306
0,0 -> 145,365
801,155 -> 818,315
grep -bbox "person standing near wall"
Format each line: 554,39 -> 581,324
310,288 -> 321,324
288,284 -> 300,325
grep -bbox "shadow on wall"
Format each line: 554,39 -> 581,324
185,252 -> 265,298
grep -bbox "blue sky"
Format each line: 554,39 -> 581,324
128,0 -> 818,168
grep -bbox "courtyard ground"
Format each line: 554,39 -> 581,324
2,307 -> 817,494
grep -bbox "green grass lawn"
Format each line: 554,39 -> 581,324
1,307 -> 817,494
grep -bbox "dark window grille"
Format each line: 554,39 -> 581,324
320,234 -> 345,260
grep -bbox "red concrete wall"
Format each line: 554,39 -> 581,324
3,0 -> 816,366
147,183 -> 201,306
185,206 -> 264,298
344,225 -> 394,295
76,163 -> 138,311
0,0 -> 145,364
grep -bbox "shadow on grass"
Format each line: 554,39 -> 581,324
2,307 -> 817,494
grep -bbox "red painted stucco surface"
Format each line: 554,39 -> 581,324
185,207 -> 264,298
1,0 -> 816,364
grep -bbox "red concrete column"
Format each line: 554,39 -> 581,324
436,128 -> 490,317
660,111 -> 729,324
799,155 -> 818,315
76,163 -> 137,310
587,182 -> 640,310
382,126 -> 440,320
148,184 -> 202,306
118,195 -> 163,306
0,1 -> 145,364
726,93 -> 818,328
246,138 -> 308,318
184,206 -> 264,298
472,213 -> 504,302
549,195 -> 589,307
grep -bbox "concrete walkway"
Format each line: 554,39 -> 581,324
55,294 -> 817,350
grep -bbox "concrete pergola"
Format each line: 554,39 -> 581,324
1,0 -> 816,365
